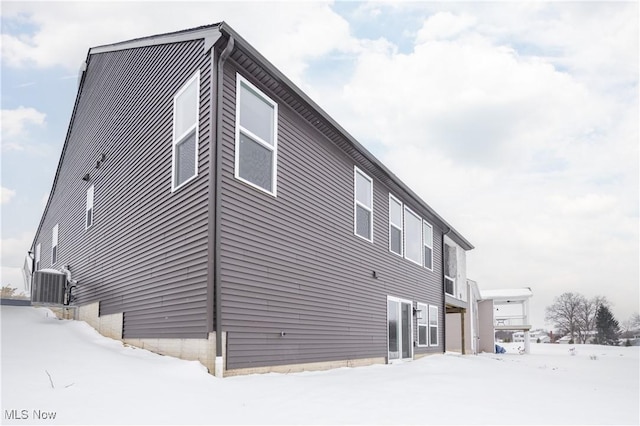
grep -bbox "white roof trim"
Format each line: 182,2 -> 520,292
90,27 -> 222,55
480,288 -> 533,301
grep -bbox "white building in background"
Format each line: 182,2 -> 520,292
479,288 -> 534,354
447,285 -> 535,355
514,330 -> 550,343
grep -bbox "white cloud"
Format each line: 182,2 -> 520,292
310,5 -> 638,328
1,106 -> 47,151
329,22 -> 605,172
0,1 -> 354,85
1,232 -> 34,292
1,187 -> 17,205
416,12 -> 477,42
1,266 -> 27,293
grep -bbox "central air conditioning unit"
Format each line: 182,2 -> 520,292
31,269 -> 67,305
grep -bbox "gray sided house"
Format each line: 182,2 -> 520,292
29,23 -> 473,376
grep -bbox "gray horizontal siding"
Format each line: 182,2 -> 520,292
220,55 -> 444,370
33,39 -> 213,339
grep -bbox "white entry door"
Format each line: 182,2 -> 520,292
387,296 -> 413,361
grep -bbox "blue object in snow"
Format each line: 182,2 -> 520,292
495,344 -> 506,354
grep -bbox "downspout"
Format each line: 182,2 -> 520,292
28,250 -> 36,294
442,226 -> 451,353
213,34 -> 234,378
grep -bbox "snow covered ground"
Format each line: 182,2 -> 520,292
1,306 -> 638,425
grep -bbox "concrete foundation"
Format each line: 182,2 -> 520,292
78,302 -> 122,339
74,302 -> 224,374
47,302 -> 387,377
225,356 -> 386,377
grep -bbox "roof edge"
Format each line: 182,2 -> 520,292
218,23 -> 474,250
90,24 -> 222,55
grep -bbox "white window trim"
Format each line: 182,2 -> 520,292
353,166 -> 373,242
234,74 -> 278,196
52,224 -> 59,265
35,243 -> 41,271
444,243 -> 457,296
86,184 -> 94,230
429,305 -> 439,347
387,295 -> 414,362
388,194 -> 403,256
423,220 -> 433,271
171,71 -> 200,192
417,302 -> 428,347
445,275 -> 456,297
403,206 -> 423,266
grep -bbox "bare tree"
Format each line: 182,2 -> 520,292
545,292 -> 584,341
621,312 -> 640,338
576,296 -> 609,344
632,313 -> 640,330
1,285 -> 18,298
1,285 -> 27,299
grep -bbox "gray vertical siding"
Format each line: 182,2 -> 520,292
32,40 -> 213,338
220,51 -> 446,370
31,27 -> 460,370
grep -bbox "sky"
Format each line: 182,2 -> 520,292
1,1 -> 638,330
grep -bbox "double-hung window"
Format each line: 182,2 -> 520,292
172,71 -> 200,190
86,185 -> 94,229
235,75 -> 278,195
423,221 -> 433,270
389,195 -> 403,256
404,206 -> 422,265
354,167 -> 373,242
429,305 -> 439,346
52,224 -> 59,265
35,243 -> 41,271
417,302 -> 428,346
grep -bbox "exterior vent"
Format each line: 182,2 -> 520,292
31,270 -> 67,305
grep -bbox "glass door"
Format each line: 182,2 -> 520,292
387,296 -> 413,361
388,299 -> 399,360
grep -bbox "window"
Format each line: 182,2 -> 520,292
423,221 -> 433,270
86,185 -> 94,229
403,206 -> 422,265
444,244 -> 457,296
417,302 -> 428,346
429,305 -> 439,346
35,244 -> 41,271
354,167 -> 373,241
52,224 -> 59,265
172,71 -> 200,190
235,75 -> 278,195
389,194 -> 403,256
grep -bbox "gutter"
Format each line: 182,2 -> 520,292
213,34 -> 234,378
